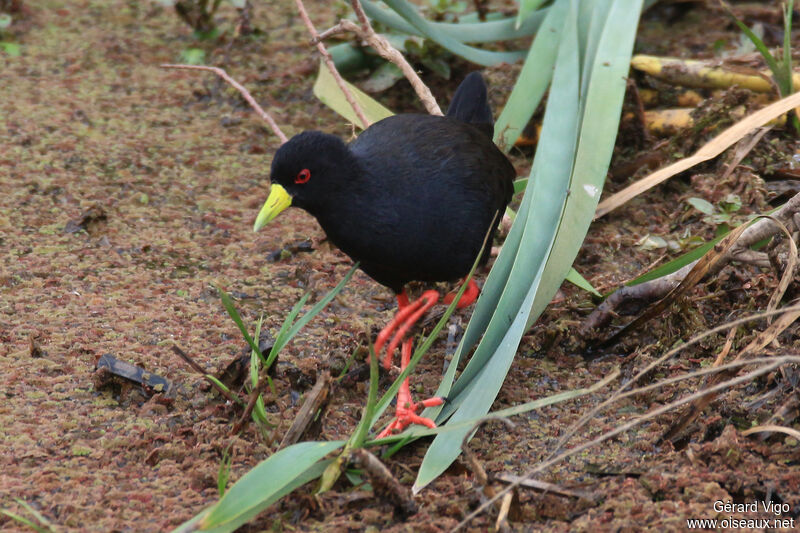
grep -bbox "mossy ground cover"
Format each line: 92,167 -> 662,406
1,1 -> 799,530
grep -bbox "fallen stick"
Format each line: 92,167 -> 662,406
581,191 -> 800,335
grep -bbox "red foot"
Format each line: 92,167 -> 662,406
376,339 -> 444,439
443,277 -> 480,308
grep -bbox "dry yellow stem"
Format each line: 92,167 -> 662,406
636,107 -> 786,136
638,88 -> 703,107
631,54 -> 800,93
643,108 -> 693,135
595,90 -> 800,219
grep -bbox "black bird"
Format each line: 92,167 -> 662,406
254,72 -> 515,435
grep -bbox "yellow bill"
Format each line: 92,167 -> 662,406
253,184 -> 292,231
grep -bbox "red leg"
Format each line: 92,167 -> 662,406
374,287 -> 460,437
397,290 -> 410,309
382,290 -> 438,368
443,277 -> 480,308
374,290 -> 413,367
375,290 -> 438,369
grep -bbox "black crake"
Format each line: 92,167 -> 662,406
258,72 -> 515,294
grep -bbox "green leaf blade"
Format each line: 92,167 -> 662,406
312,63 -> 394,128
416,0 -> 582,490
190,442 -> 344,532
381,0 -> 526,66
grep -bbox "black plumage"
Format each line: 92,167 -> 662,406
257,72 -> 515,294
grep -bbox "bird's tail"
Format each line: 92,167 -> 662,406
446,71 -> 494,138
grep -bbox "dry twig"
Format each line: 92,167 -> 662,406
575,210 -> 797,443
294,0 -> 370,129
741,424 -> 800,441
581,191 -> 800,335
559,304 -> 800,463
277,371 -> 331,449
231,377 -> 273,436
171,344 -> 240,405
586,220 -> 750,347
495,473 -> 595,501
161,64 -> 288,144
596,90 -> 800,218
461,417 -> 517,531
662,296 -> 800,442
349,448 -> 417,518
316,1 -> 442,116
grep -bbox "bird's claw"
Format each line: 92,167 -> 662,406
376,396 -> 444,439
374,337 -> 445,438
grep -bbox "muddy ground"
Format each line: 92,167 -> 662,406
2,0 -> 800,531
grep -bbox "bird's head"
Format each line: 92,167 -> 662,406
254,131 -> 352,231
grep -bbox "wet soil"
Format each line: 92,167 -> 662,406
2,1 -> 800,531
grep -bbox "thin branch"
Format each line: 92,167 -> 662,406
170,344 -> 240,405
161,64 -> 288,144
347,0 -> 442,115
581,190 -> 800,334
350,0 -> 371,27
294,0 -> 370,129
662,291 -> 800,442
495,473 -> 595,501
562,304 -> 800,459
350,448 -> 418,517
230,377 -> 268,435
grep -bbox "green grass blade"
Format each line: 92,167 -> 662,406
179,459 -> 333,532
440,0 -> 568,381
265,292 -> 310,367
188,442 -> 344,532
445,0 -> 579,404
723,5 -> 784,92
265,264 -> 357,368
361,0 -> 548,43
0,499 -> 55,533
0,510 -> 50,533
13,499 -> 54,531
373,242 -> 484,427
216,285 -> 260,357
494,0 -> 567,151
351,344 -> 380,447
423,189 -> 532,415
217,445 -> 233,497
371,368 -> 609,445
251,315 -> 264,386
204,374 -> 239,402
273,263 -> 358,357
313,63 -> 393,128
626,204 -> 778,286
252,393 -> 271,428
565,267 -> 600,296
577,0 -> 612,104
381,0 -> 526,66
414,278 -> 540,490
784,0 -> 794,92
627,239 -> 717,286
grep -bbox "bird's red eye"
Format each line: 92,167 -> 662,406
295,168 -> 311,184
